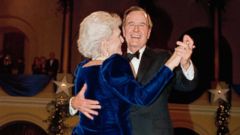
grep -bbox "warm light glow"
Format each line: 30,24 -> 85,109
218,90 -> 221,94
61,83 -> 67,87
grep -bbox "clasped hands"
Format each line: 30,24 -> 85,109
165,34 -> 195,70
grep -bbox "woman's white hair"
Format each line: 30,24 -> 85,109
77,11 -> 121,59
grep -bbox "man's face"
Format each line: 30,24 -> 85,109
123,10 -> 151,52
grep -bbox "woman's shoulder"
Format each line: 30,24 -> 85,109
78,59 -> 90,67
107,53 -> 125,60
101,54 -> 133,85
74,59 -> 90,75
102,54 -> 129,69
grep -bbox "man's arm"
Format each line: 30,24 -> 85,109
69,84 -> 101,120
175,34 -> 196,80
172,34 -> 198,91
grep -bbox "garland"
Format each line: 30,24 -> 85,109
215,100 -> 231,135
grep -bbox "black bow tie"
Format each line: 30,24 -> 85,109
126,51 -> 140,61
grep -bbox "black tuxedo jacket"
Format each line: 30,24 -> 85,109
129,47 -> 198,135
46,58 -> 59,78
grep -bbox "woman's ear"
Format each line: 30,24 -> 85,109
101,40 -> 107,47
100,40 -> 109,57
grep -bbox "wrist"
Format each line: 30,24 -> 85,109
181,60 -> 190,70
70,97 -> 77,109
165,63 -> 174,71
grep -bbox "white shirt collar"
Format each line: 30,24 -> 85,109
127,46 -> 146,60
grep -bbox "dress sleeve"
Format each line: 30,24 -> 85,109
73,60 -> 89,95
101,54 -> 174,106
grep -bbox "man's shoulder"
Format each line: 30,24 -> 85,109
145,47 -> 171,58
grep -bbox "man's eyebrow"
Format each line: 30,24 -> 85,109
126,21 -> 134,24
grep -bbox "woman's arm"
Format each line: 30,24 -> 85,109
101,54 -> 179,106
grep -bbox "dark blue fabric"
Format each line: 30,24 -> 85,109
101,54 -> 173,106
0,74 -> 51,96
72,54 -> 173,135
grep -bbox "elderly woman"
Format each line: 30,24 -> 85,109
70,11 -> 182,135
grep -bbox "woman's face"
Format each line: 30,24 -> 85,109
106,27 -> 124,55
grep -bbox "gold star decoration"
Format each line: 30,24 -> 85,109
54,76 -> 74,96
209,82 -> 229,103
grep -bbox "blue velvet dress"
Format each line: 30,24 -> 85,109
72,54 -> 173,135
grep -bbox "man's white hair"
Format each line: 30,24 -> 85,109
77,11 -> 121,59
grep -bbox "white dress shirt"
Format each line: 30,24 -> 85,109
69,97 -> 78,115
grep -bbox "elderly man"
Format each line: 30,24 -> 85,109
70,6 -> 198,135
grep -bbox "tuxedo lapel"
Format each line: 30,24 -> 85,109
136,48 -> 153,82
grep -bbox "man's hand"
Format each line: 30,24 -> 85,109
165,52 -> 181,71
176,34 -> 195,70
71,84 -> 101,120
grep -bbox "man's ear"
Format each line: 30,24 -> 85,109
147,28 -> 152,39
122,26 -> 126,38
